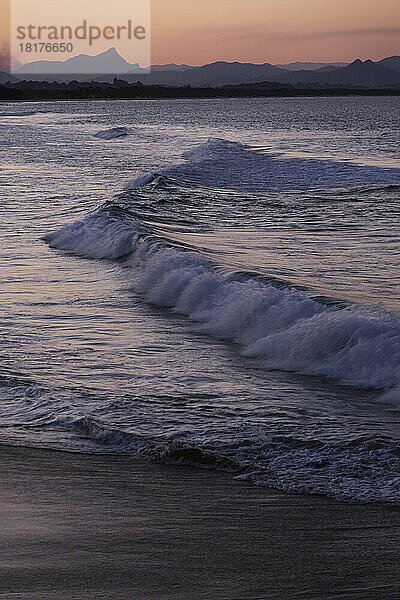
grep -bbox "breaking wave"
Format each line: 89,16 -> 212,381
44,200 -> 400,391
123,138 -> 400,192
38,136 -> 400,503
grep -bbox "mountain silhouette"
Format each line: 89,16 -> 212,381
275,61 -> 348,71
151,63 -> 193,71
102,61 -> 289,86
12,49 -> 400,88
378,56 -> 400,73
300,59 -> 400,87
126,58 -> 400,88
16,47 -> 140,76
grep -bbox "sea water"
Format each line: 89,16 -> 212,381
0,96 -> 399,502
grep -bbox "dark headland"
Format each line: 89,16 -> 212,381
0,79 -> 399,102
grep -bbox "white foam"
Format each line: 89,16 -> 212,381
43,210 -> 140,259
243,307 -> 400,389
129,243 -> 400,390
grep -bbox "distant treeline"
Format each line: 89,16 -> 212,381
1,79 -> 399,101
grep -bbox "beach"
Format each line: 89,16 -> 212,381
1,445 -> 399,599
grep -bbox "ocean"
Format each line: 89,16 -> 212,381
0,96 -> 399,503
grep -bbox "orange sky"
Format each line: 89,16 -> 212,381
151,0 -> 400,65
1,0 -> 399,68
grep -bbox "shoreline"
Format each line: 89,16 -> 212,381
1,444 -> 399,599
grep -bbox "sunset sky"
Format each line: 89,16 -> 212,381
151,0 -> 400,65
0,0 -> 399,68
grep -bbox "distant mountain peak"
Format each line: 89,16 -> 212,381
101,47 -> 119,56
16,46 -> 134,75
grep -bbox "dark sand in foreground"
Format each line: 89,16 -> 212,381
0,445 -> 399,599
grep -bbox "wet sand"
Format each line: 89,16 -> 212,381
0,445 -> 399,599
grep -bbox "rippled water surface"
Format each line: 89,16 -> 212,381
0,97 -> 400,502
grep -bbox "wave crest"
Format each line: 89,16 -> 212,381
44,204 -> 400,390
43,209 -> 142,259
